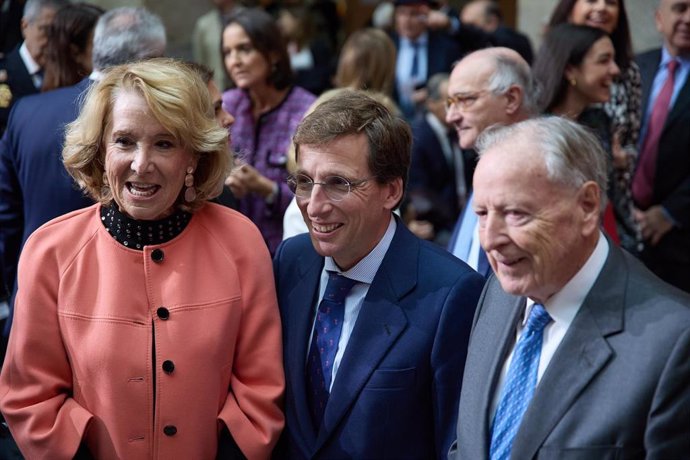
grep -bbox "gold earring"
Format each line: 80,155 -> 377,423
569,78 -> 577,87
184,166 -> 197,202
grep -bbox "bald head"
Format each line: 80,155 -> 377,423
445,47 -> 535,149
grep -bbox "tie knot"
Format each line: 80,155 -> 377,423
668,59 -> 679,74
525,303 -> 552,334
323,272 -> 357,303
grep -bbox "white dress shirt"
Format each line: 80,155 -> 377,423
490,233 -> 610,421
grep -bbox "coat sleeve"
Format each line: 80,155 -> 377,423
0,119 -> 24,299
218,237 -> 285,460
431,268 -> 485,459
0,231 -> 93,460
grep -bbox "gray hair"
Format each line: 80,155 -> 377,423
485,52 -> 538,115
23,0 -> 69,22
426,72 -> 449,102
475,116 -> 608,210
92,7 -> 166,71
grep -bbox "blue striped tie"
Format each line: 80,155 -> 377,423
490,303 -> 552,460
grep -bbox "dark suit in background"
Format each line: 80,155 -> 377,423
274,224 -> 484,459
392,30 -> 462,116
0,0 -> 24,57
0,46 -> 39,135
408,113 -> 473,243
635,48 -> 690,292
0,78 -> 94,337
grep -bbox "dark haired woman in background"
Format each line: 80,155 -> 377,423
533,23 -> 623,243
221,8 -> 315,254
41,2 -> 104,92
548,0 -> 641,252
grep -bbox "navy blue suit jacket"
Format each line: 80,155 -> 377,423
0,78 -> 94,330
273,220 -> 485,459
636,49 -> 690,292
0,46 -> 39,135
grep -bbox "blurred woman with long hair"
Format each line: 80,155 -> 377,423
41,2 -> 104,92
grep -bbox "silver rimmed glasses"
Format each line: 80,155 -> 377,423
445,90 -> 489,112
287,173 -> 374,202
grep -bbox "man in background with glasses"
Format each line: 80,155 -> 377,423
446,47 -> 536,277
272,90 -> 484,459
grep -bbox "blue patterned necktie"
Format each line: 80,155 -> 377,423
490,303 -> 552,460
306,271 -> 357,428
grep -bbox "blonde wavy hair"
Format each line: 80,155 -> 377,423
63,57 -> 230,212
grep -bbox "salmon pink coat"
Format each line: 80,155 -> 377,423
0,203 -> 284,459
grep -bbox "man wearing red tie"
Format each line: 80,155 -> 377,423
633,0 -> 690,293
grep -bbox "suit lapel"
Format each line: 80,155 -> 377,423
638,50 -> 661,119
314,223 -> 416,451
285,247 -> 323,449
511,244 -> 626,459
476,284 -> 524,458
8,50 -> 37,95
427,33 -> 444,79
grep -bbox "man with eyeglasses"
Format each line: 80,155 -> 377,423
273,90 -> 484,459
446,47 -> 536,277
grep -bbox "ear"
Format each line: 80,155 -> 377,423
655,8 -> 663,33
564,64 -> 577,84
20,18 -> 29,38
189,154 -> 200,171
504,85 -> 523,115
383,177 -> 404,211
577,181 -> 601,237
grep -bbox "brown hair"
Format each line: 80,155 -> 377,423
293,89 -> 410,205
335,28 -> 397,95
41,3 -> 105,92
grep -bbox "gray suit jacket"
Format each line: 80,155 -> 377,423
451,242 -> 690,459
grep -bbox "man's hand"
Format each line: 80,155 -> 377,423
633,205 -> 674,246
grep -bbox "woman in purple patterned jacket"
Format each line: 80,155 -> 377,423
222,8 -> 316,254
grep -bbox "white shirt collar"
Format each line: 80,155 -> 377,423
19,42 -> 41,75
324,215 -> 397,285
401,31 -> 429,48
662,46 -> 690,67
524,232 -> 609,326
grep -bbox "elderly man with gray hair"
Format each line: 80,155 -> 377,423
445,46 -> 536,277
450,116 -> 690,459
0,7 -> 166,368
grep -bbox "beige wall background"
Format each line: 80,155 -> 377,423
87,0 -> 663,61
